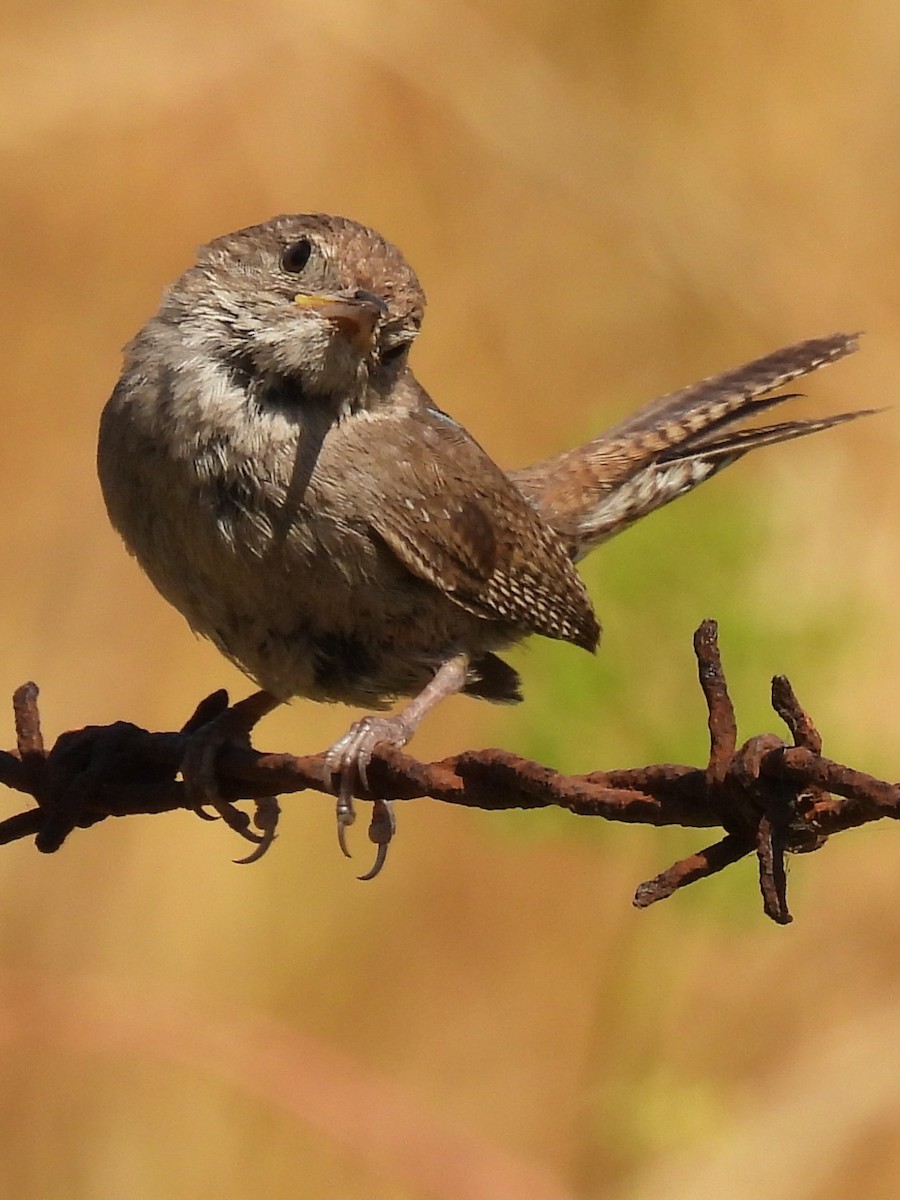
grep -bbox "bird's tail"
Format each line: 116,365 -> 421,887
510,332 -> 874,559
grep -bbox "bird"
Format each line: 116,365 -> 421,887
97,212 -> 869,877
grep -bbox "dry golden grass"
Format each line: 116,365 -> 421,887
1,2 -> 899,1196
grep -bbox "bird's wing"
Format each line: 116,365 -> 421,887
338,406 -> 600,651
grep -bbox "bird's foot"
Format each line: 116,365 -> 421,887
180,690 -> 282,863
324,714 -> 409,880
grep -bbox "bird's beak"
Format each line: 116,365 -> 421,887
293,290 -> 388,353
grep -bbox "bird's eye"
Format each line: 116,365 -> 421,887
281,238 -> 313,273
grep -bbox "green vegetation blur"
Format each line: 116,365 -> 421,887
0,4 -> 897,1198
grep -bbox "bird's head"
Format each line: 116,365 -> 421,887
160,213 -> 426,413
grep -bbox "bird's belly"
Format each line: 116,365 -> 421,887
102,419 -> 517,708
138,497 -> 487,707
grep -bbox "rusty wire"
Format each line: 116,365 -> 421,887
0,620 -> 895,923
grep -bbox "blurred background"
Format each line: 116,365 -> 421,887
1,2 -> 898,1196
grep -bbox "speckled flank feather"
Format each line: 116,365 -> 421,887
512,332 -> 870,556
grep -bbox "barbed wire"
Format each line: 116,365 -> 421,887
0,620 -> 894,922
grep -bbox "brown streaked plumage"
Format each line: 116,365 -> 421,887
97,213 -> 870,876
512,333 -> 865,556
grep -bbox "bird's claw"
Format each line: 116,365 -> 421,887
214,800 -> 257,839
204,793 -> 282,861
328,740 -> 362,859
233,795 -> 280,864
324,715 -> 406,877
180,690 -> 281,861
357,799 -> 396,881
336,802 -> 355,859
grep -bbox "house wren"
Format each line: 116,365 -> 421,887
97,213 -> 867,875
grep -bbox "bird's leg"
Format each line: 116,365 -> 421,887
325,653 -> 470,878
181,689 -> 283,862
